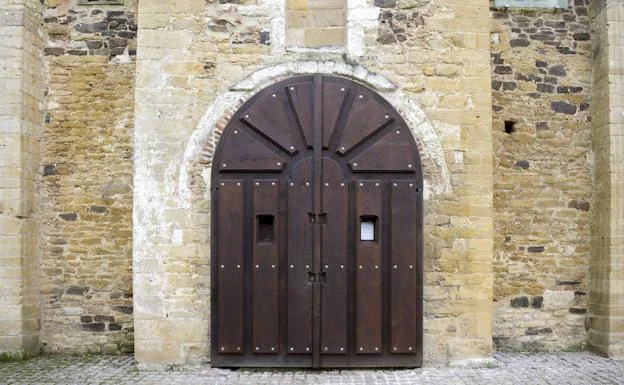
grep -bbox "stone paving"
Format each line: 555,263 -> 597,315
1,352 -> 624,385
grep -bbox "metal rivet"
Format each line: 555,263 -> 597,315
236,182 -> 241,186
290,182 -> 294,186
221,182 -> 225,186
234,130 -> 238,134
408,164 -> 413,168
375,347 -> 379,351
255,182 -> 260,186
255,264 -> 260,269
385,115 -> 389,119
245,114 -> 249,119
256,347 -> 260,351
409,265 -> 413,269
290,87 -> 295,90
393,265 -> 398,269
409,347 -> 413,351
340,146 -> 346,151
305,182 -> 310,187
271,347 -> 275,351
324,347 -> 328,351
409,183 -> 413,187
340,88 -> 345,92
272,94 -> 277,98
277,162 -> 282,166
393,347 -> 398,351
222,164 -> 227,168
375,183 -> 380,187
340,347 -> 344,352
305,264 -> 310,269
340,265 -> 344,269
290,146 -> 295,150
375,265 -> 379,269
290,347 -> 294,351
353,163 -> 358,167
220,264 -> 225,268
306,347 -> 310,352
290,264 -> 294,269
359,265 -> 363,269
237,264 -> 241,269
324,265 -> 329,269
237,347 -> 241,351
396,130 -> 401,134
360,347 -> 364,351
272,182 -> 276,186
325,182 -> 329,186
393,183 -> 398,186
340,182 -> 345,187
358,94 -> 364,99
221,347 -> 225,351
271,264 -> 276,269
359,183 -> 363,187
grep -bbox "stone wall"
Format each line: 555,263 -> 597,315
0,0 -> 44,358
38,0 -> 136,354
589,0 -> 624,358
490,1 -> 593,351
133,0 -> 493,366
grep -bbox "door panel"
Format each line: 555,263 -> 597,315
212,75 -> 423,368
287,158 -> 314,355
216,180 -> 245,355
354,180 -> 383,355
390,181 -> 419,354
320,159 -> 348,355
252,180 -> 280,354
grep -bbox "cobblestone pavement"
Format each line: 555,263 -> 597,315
2,352 -> 624,385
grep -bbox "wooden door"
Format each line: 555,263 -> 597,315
211,75 -> 423,368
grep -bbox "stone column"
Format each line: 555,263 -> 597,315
589,0 -> 624,358
0,0 -> 43,358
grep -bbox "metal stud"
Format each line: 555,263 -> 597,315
222,164 -> 227,168
359,265 -> 363,269
359,183 -> 364,187
221,182 -> 225,186
340,347 -> 344,352
290,264 -> 294,269
409,183 -> 413,188
374,347 -> 379,351
255,182 -> 260,186
271,347 -> 275,351
236,182 -> 241,186
290,87 -> 295,90
290,347 -> 294,351
237,347 -> 241,351
255,347 -> 260,351
393,265 -> 398,269
393,347 -> 398,351
324,265 -> 329,269
340,265 -> 344,269
340,146 -> 346,151
325,182 -> 329,186
375,183 -> 380,187
272,94 -> 277,98
255,264 -> 260,269
360,347 -> 364,351
234,130 -> 238,134
385,115 -> 390,119
272,182 -> 276,186
408,347 -> 413,351
396,130 -> 401,135
290,146 -> 295,151
358,94 -> 364,99
340,182 -> 345,187
353,163 -> 358,167
375,265 -> 379,269
271,264 -> 275,269
324,347 -> 328,351
220,264 -> 225,268
340,87 -> 345,92
236,264 -> 241,269
409,265 -> 413,269
277,162 -> 282,166
221,347 -> 225,351
290,182 -> 294,187
306,347 -> 310,352
408,164 -> 413,168
393,183 -> 398,186
245,114 -> 250,119
305,264 -> 310,269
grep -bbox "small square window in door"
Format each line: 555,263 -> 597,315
360,216 -> 377,241
257,215 -> 275,242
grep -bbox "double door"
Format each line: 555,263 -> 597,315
211,75 -> 422,368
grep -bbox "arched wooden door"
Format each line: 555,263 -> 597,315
211,75 -> 423,368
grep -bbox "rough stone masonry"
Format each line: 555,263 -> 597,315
0,0 -> 624,367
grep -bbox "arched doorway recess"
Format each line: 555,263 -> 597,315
211,74 -> 423,368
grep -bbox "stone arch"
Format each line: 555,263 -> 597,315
179,61 -> 451,206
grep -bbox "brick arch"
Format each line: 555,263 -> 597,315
179,61 -> 451,205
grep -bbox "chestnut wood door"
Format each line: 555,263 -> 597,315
211,75 -> 423,368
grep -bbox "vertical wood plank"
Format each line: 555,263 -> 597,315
355,180 -> 383,354
390,181 -> 419,354
320,160 -> 348,354
287,159 -> 314,354
252,179 -> 280,354
217,180 -> 245,354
